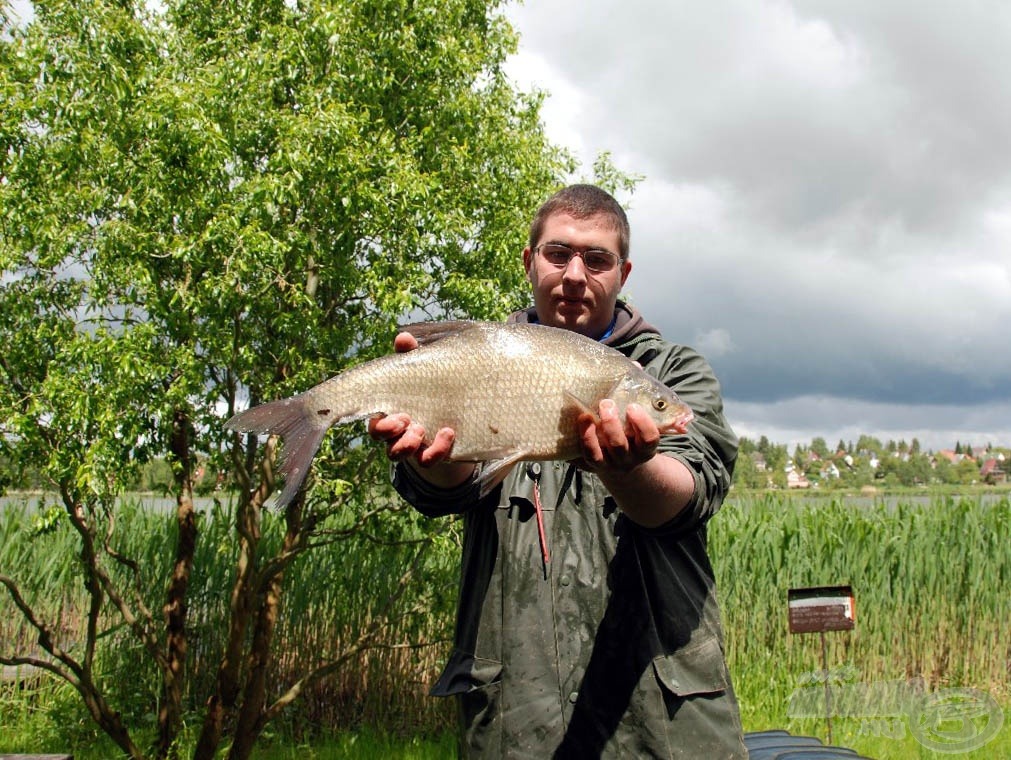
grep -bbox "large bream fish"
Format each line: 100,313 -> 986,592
226,321 -> 695,507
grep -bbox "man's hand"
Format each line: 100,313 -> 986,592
368,411 -> 457,467
575,400 -> 661,472
574,398 -> 695,527
366,331 -> 474,487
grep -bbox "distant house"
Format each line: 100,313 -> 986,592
820,462 -> 840,480
980,458 -> 1007,484
752,453 -> 768,472
787,469 -> 810,489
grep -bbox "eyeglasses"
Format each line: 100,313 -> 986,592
534,243 -> 622,273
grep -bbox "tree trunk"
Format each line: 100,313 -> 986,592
193,437 -> 275,760
192,496 -> 259,760
227,496 -> 303,760
158,409 -> 198,759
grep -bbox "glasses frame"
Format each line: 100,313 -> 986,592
533,243 -> 623,274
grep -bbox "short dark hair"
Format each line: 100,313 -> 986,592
528,184 -> 630,260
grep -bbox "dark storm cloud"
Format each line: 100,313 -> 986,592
506,0 -> 1011,447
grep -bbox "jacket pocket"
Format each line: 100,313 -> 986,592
651,635 -> 731,697
430,648 -> 502,697
431,649 -> 504,757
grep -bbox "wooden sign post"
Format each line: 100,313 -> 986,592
788,585 -> 856,744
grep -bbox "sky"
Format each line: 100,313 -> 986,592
504,0 -> 1011,452
6,0 -> 1010,452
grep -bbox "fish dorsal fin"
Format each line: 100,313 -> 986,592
397,320 -> 486,347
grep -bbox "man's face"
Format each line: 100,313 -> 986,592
523,212 -> 632,338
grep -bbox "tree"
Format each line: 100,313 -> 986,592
792,444 -> 807,466
0,1 -> 586,757
730,447 -> 769,489
933,454 -> 955,484
905,451 -> 933,485
758,440 -> 789,488
954,457 -> 980,485
857,435 -> 883,456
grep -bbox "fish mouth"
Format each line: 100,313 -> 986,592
657,407 -> 695,432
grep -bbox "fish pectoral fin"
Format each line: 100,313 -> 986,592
562,390 -> 599,422
477,451 -> 527,498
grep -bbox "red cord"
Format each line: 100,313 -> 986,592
533,479 -> 550,567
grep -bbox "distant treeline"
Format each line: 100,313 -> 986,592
735,435 -> 1009,489
2,455 -> 181,495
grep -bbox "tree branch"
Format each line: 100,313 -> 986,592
0,573 -> 144,759
259,537 -> 436,726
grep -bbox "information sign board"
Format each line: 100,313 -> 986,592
788,585 -> 855,634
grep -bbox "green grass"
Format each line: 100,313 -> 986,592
2,491 -> 1008,758
250,729 -> 456,759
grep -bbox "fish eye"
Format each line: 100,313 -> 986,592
653,399 -> 668,411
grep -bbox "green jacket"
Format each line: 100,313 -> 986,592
394,303 -> 747,758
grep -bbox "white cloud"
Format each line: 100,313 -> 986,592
505,0 -> 1011,449
694,328 -> 736,359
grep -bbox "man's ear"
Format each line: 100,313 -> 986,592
522,247 -> 535,281
619,258 -> 632,287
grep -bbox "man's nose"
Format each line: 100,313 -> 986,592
561,253 -> 588,282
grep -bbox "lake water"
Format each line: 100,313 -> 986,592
0,492 -> 230,514
4,489 -> 1008,516
725,489 -> 1010,510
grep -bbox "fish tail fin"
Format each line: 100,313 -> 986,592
226,396 -> 329,509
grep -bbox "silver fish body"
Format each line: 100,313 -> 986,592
225,321 -> 694,507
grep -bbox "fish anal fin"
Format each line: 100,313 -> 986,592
269,422 -> 330,509
477,450 -> 527,498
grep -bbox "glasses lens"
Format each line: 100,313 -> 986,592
538,244 -> 618,272
582,250 -> 617,272
538,244 -> 570,266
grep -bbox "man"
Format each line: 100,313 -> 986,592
370,185 -> 746,758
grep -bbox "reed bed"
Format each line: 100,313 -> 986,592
2,491 -> 1008,755
0,495 -> 458,744
712,492 -> 1010,743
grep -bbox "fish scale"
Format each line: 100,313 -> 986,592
225,320 -> 694,508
